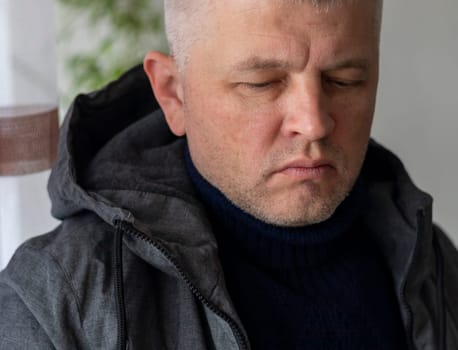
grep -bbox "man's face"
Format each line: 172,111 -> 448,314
180,0 -> 379,226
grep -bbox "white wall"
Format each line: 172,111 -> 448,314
0,0 -> 58,105
0,0 -> 59,269
0,0 -> 12,103
0,172 -> 57,268
373,0 -> 458,245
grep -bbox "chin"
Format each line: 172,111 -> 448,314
250,198 -> 338,227
264,188 -> 349,227
270,209 -> 336,227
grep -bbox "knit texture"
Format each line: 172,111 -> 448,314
185,147 -> 407,349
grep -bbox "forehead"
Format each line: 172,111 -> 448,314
208,0 -> 376,34
192,0 -> 379,71
204,1 -> 376,40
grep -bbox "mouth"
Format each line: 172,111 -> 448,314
276,159 -> 336,180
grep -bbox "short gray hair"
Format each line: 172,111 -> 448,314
164,0 -> 383,70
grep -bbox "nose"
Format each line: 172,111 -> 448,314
281,79 -> 335,141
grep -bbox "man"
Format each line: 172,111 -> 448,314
0,0 -> 457,349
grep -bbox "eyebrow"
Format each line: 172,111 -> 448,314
231,57 -> 294,73
323,58 -> 370,71
231,56 -> 371,73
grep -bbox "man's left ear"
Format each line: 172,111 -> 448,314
143,51 -> 186,136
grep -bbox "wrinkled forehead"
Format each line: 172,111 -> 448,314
205,0 -> 379,28
207,0 -> 362,12
205,0 -> 379,34
170,0 -> 381,71
226,1 -> 377,43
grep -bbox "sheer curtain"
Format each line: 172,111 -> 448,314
0,0 -> 59,269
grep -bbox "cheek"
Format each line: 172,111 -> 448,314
332,99 -> 374,163
334,95 -> 374,139
215,92 -> 283,147
184,89 -> 231,143
184,79 -> 285,173
184,94 -> 248,173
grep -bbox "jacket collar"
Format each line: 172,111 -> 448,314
362,141 -> 434,293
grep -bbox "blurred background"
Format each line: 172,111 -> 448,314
0,0 -> 457,268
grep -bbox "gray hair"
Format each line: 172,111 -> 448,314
164,0 -> 383,70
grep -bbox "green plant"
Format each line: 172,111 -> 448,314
57,0 -> 166,106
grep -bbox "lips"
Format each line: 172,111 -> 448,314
276,159 -> 336,179
279,159 -> 333,170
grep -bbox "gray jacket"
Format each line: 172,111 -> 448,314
0,65 -> 457,350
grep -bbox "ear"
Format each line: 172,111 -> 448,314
143,51 -> 186,136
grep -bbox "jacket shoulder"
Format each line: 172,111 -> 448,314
434,225 -> 458,346
435,224 -> 458,285
0,212 -> 116,349
0,278 -> 55,348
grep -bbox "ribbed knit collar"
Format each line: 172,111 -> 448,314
184,145 -> 366,268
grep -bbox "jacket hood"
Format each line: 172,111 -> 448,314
49,64 -> 197,224
48,65 -> 243,331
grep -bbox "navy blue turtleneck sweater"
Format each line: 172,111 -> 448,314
184,147 -> 407,349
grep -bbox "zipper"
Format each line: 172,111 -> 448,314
117,221 -> 249,350
114,226 -> 128,350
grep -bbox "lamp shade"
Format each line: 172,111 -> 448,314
0,106 -> 59,176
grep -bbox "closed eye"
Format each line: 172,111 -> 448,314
324,77 -> 364,89
241,81 -> 277,89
